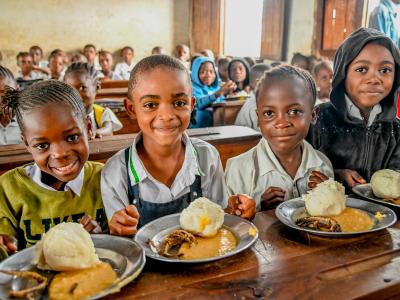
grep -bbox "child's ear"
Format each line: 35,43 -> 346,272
311,105 -> 319,125
21,134 -> 29,151
124,97 -> 137,119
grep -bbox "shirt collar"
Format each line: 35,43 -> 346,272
27,163 -> 84,195
345,94 -> 382,126
256,138 -> 326,180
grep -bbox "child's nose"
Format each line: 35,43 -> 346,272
51,143 -> 69,158
158,104 -> 175,120
274,114 -> 290,128
366,70 -> 382,84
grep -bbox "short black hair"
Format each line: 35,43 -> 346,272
64,62 -> 101,86
121,46 -> 134,54
16,52 -> 30,61
83,44 -> 96,51
2,80 -> 86,133
29,45 -> 43,56
128,54 -> 191,99
250,63 -> 271,88
256,64 -> 317,106
312,60 -> 332,77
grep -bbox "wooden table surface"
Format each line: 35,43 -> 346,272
213,100 -> 246,126
106,206 -> 400,300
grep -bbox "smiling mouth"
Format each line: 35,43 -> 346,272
51,160 -> 79,175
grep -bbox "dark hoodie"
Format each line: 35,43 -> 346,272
228,58 -> 250,92
307,27 -> 400,184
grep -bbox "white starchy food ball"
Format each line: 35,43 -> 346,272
180,197 -> 225,237
371,169 -> 400,199
34,222 -> 99,271
303,179 -> 346,216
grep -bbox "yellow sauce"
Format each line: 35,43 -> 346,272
178,228 -> 237,260
330,208 -> 374,232
48,262 -> 117,300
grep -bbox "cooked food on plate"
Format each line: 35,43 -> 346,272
371,169 -> 400,203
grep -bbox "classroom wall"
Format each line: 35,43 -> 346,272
0,0 -> 190,73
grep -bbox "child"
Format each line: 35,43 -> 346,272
174,44 -> 191,69
29,45 -> 50,76
64,63 -> 123,138
101,55 -> 255,236
114,46 -> 135,80
83,44 -> 100,70
312,60 -> 333,106
48,51 -> 66,81
228,58 -> 251,93
0,66 -> 22,145
0,80 -> 107,253
290,53 -> 311,72
16,52 -> 46,81
191,56 -> 236,128
235,63 -> 271,131
71,53 -> 88,64
226,65 -> 333,210
217,57 -> 231,83
99,50 -> 122,81
308,27 -> 400,188
151,46 -> 166,55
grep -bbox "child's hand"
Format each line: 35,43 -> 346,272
308,170 -> 329,189
226,194 -> 256,220
80,215 -> 102,234
109,205 -> 140,236
260,187 -> 286,210
336,169 -> 366,188
0,234 -> 17,254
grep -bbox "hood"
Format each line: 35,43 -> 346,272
331,27 -> 400,124
228,58 -> 250,91
191,56 -> 220,91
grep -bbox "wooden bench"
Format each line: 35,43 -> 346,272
97,80 -> 128,99
0,126 -> 261,174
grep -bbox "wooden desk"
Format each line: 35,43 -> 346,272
213,100 -> 246,126
97,80 -> 128,99
0,126 -> 261,173
106,208 -> 400,299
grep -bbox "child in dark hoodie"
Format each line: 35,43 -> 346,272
228,58 -> 251,93
308,27 -> 400,189
191,57 -> 236,127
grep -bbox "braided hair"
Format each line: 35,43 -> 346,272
64,62 -> 101,86
255,65 -> 317,107
0,65 -> 17,88
1,80 -> 86,133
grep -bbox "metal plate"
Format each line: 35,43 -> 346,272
135,213 -> 258,263
352,183 -> 400,209
0,234 -> 146,300
275,197 -> 397,237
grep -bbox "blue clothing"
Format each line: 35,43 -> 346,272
369,0 -> 399,47
191,57 -> 223,128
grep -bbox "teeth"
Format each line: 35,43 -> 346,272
54,161 -> 76,172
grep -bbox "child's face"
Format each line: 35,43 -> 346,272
64,73 -> 97,113
126,68 -> 194,148
315,67 -> 333,99
218,62 -> 229,81
257,78 -> 314,156
199,62 -> 216,86
84,47 -> 96,63
99,54 -> 113,73
18,56 -> 33,75
345,43 -> 395,111
122,49 -> 133,64
23,103 -> 89,188
49,56 -> 65,78
230,61 -> 247,83
177,46 -> 190,61
30,49 -> 42,65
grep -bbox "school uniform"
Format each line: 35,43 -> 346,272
225,138 -> 333,210
234,93 -> 259,131
0,119 -> 22,145
15,70 -> 48,80
89,104 -> 123,133
114,62 -> 135,80
101,132 -> 227,226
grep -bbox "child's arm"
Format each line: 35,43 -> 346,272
260,187 -> 286,210
335,169 -> 366,188
215,80 -> 236,98
95,121 -> 113,138
0,234 -> 17,254
109,205 -> 140,236
226,194 -> 256,220
308,170 -> 329,189
80,215 -> 102,234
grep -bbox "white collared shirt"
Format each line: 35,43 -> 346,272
88,107 -> 123,132
234,94 -> 260,131
225,138 -> 334,210
101,132 -> 227,219
114,62 -> 135,80
0,120 -> 22,145
23,163 -> 84,195
345,94 -> 382,127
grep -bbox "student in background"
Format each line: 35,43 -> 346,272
114,46 -> 135,80
244,57 -> 256,68
151,46 -> 166,55
290,53 -> 311,72
29,45 -> 50,76
174,44 -> 191,69
235,63 -> 271,131
308,27 -> 400,189
48,51 -> 66,81
71,53 -> 88,64
15,52 -> 47,81
101,55 -> 255,235
64,63 -> 122,138
312,61 -> 333,106
191,56 -> 236,128
217,57 -> 231,83
83,44 -> 100,70
0,80 -> 107,253
200,49 -> 215,61
226,65 -> 333,210
99,50 -> 122,81
369,0 -> 400,47
228,58 -> 251,93
0,66 -> 22,145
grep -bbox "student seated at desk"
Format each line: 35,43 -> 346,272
15,52 -> 47,82
99,50 -> 122,81
228,58 -> 251,95
191,56 -> 236,128
29,45 -> 50,76
101,55 -> 255,236
64,63 -> 122,138
114,46 -> 135,80
0,80 -> 107,254
0,66 -> 22,145
226,65 -> 333,211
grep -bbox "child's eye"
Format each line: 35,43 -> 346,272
79,85 -> 87,92
67,134 -> 80,142
34,143 -> 49,151
355,67 -> 367,73
380,67 -> 393,74
288,109 -> 302,116
174,100 -> 188,107
263,111 -> 274,118
143,102 -> 157,109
